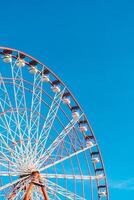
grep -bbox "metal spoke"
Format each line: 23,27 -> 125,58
41,173 -> 104,180
45,178 -> 86,200
0,176 -> 30,191
39,145 -> 95,172
11,55 -> 29,140
0,74 -> 20,139
0,172 -> 19,176
34,88 -> 65,155
29,70 -> 43,144
0,129 -> 27,167
47,189 -> 61,200
9,177 -> 31,200
36,114 -> 83,169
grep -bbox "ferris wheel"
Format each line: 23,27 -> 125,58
0,47 -> 109,200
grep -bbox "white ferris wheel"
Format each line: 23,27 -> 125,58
0,47 -> 109,200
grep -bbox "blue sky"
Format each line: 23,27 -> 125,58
0,0 -> 134,199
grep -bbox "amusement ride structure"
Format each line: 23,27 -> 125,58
0,47 -> 109,200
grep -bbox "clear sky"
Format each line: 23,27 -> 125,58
0,0 -> 134,199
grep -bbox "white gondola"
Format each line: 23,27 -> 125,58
62,97 -> 71,105
16,59 -> 25,67
29,66 -> 38,74
99,191 -> 106,197
42,75 -> 50,82
79,125 -> 87,133
52,85 -> 61,93
92,156 -> 100,163
3,54 -> 12,63
97,174 -> 104,179
86,140 -> 94,148
72,111 -> 80,120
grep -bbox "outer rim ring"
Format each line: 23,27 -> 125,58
0,46 -> 109,200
